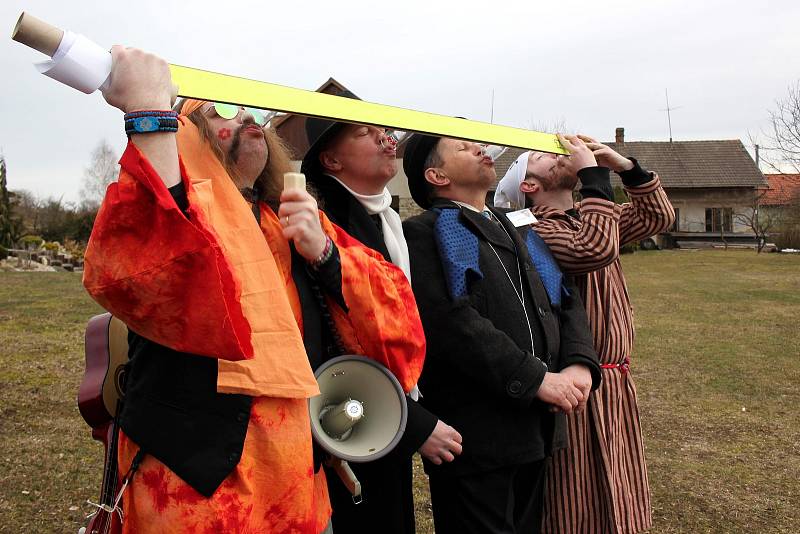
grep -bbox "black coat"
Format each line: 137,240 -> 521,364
402,199 -> 600,478
308,173 -> 437,534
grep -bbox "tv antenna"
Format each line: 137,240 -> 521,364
660,89 -> 682,142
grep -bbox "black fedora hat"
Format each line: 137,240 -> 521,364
300,90 -> 358,177
403,132 -> 442,210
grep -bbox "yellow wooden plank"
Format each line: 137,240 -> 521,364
169,64 -> 567,154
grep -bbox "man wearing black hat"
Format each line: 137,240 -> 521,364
401,134 -> 601,534
302,114 -> 463,534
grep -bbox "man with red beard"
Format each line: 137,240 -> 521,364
82,48 -> 425,533
301,113 -> 461,534
495,134 -> 674,533
401,133 -> 601,534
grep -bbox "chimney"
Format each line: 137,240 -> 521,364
615,127 -> 625,144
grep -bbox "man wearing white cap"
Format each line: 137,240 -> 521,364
495,134 -> 674,533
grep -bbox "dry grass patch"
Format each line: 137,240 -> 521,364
0,250 -> 798,532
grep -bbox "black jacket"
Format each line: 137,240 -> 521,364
309,173 -> 437,534
309,173 -> 439,451
403,199 -> 600,477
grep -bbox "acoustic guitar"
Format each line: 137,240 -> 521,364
77,313 -> 129,534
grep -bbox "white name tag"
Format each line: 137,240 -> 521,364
506,209 -> 538,227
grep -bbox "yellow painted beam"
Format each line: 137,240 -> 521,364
170,64 -> 567,155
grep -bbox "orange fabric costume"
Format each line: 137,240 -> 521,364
83,117 -> 425,533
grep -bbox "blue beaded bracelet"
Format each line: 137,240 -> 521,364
124,110 -> 179,136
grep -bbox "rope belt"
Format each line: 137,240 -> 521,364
601,356 -> 630,374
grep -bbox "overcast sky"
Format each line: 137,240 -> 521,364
2,0 -> 799,203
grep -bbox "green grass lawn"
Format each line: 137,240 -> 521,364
0,250 -> 798,533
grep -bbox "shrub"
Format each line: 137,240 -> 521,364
0,245 -> 7,260
18,235 -> 44,250
64,239 -> 86,262
775,224 -> 800,249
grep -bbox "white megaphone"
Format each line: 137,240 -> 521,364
310,355 -> 408,502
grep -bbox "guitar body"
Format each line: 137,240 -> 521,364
78,313 -> 129,426
78,313 -> 130,534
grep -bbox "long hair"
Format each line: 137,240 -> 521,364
177,101 -> 294,203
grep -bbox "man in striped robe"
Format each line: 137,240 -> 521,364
495,134 -> 675,533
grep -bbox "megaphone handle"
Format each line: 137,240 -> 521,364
328,458 -> 363,505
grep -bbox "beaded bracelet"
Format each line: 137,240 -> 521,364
124,110 -> 179,136
310,236 -> 334,269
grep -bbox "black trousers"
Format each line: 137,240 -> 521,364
325,453 -> 416,534
428,459 -> 547,534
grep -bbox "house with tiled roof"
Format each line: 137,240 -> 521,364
493,128 -> 769,247
762,174 -> 800,207
760,174 -> 800,244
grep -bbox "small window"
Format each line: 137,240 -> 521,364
705,207 -> 732,232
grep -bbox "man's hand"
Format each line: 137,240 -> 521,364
418,420 -> 463,465
558,364 -> 592,413
102,46 -> 173,113
535,371 -> 585,414
577,134 -> 634,173
278,188 -> 328,261
558,134 -> 598,175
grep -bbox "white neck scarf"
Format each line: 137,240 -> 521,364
328,175 -> 412,283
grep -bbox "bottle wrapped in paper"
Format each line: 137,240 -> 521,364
35,30 -> 111,94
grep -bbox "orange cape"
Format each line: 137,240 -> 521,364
83,117 -> 425,396
83,118 -> 318,398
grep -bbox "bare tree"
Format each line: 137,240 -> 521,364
80,140 -> 119,209
11,189 -> 43,235
734,189 -> 778,253
528,117 -> 573,135
751,81 -> 800,173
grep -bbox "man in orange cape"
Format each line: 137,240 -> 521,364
83,47 -> 425,533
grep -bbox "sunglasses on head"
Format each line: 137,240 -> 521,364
212,102 -> 268,126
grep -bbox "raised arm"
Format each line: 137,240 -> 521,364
102,46 -> 179,188
577,135 -> 675,247
617,164 -> 676,246
533,166 -> 622,275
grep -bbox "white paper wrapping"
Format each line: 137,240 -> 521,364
35,31 -> 111,94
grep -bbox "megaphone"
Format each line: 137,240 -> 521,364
309,355 -> 408,501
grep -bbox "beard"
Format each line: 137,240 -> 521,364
229,125 -> 244,163
227,126 -> 268,183
538,167 -> 579,192
556,170 -> 579,191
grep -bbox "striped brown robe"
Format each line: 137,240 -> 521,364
534,177 -> 674,534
